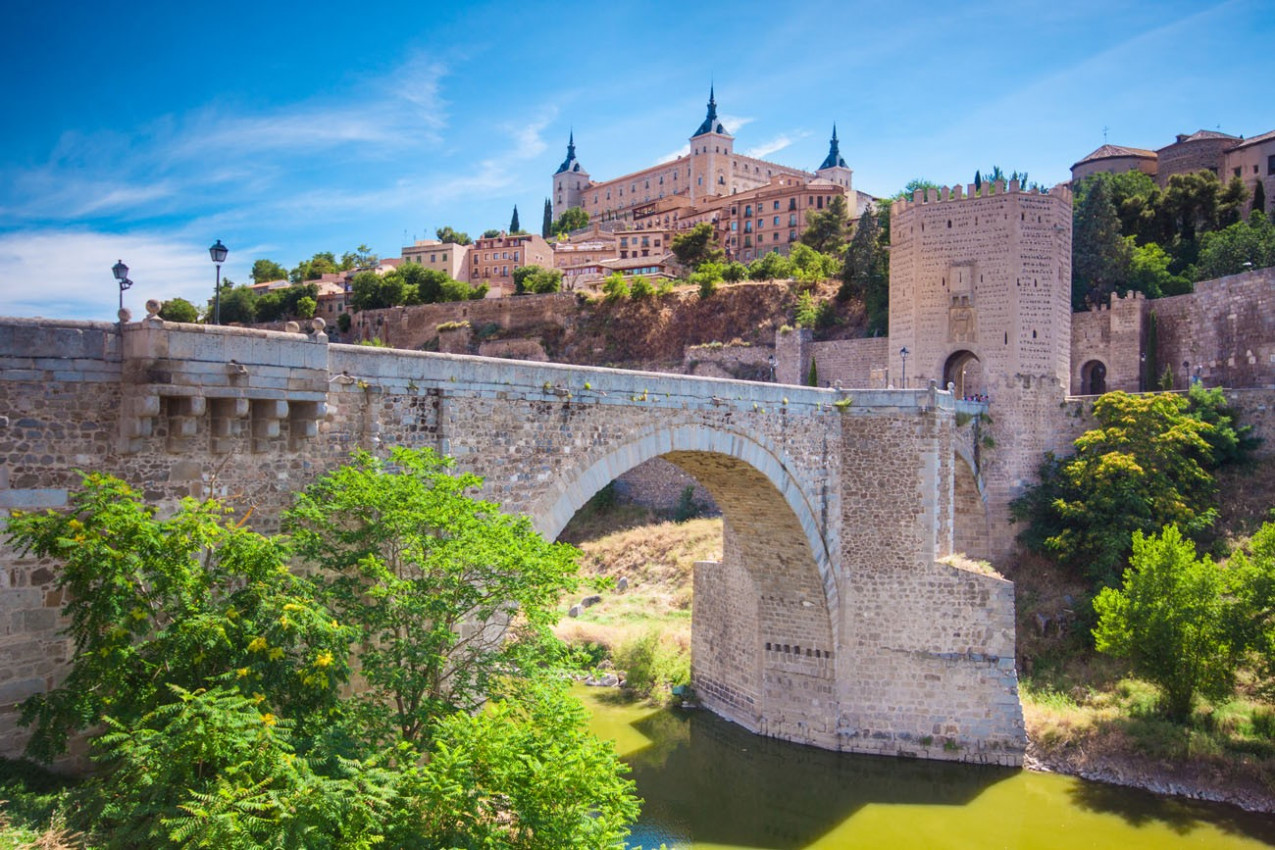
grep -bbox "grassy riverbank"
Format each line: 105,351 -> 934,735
556,487 -> 1275,810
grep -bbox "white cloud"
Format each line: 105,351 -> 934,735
656,144 -> 690,164
0,229 -> 254,320
743,134 -> 795,160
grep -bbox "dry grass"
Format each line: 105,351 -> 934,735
938,553 -> 1003,579
555,518 -> 720,654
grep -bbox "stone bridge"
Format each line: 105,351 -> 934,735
0,317 -> 1023,766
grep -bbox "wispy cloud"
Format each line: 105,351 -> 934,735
0,228 -> 249,319
743,131 -> 809,160
0,57 -> 452,228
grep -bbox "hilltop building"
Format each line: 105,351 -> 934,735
1072,128 -> 1275,212
552,87 -> 871,261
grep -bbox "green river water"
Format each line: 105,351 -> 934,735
576,686 -> 1275,850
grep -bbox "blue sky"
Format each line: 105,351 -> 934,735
0,0 -> 1270,320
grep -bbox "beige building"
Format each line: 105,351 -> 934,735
553,88 -> 856,234
401,239 -> 470,281
1069,144 -> 1158,184
1072,127 -> 1275,212
717,176 -> 848,262
468,232 -> 554,297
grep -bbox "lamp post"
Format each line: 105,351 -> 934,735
899,346 -> 910,388
209,239 -> 229,324
112,259 -> 133,320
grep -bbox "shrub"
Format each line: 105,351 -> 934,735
614,631 -> 689,702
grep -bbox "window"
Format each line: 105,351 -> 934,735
774,216 -> 780,226
789,215 -> 797,226
1268,155 -> 1275,176
817,196 -> 824,209
513,251 -> 519,262
789,229 -> 797,241
442,253 -> 447,261
773,201 -> 780,211
1235,167 -> 1243,178
744,204 -> 752,217
789,199 -> 797,211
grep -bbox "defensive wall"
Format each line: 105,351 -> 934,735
0,316 -> 1023,768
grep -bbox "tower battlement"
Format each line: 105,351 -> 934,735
891,181 -> 1072,216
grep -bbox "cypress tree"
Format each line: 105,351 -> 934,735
542,198 -> 553,238
807,357 -> 818,387
510,206 -> 521,234
1254,180 -> 1267,215
1072,176 -> 1131,310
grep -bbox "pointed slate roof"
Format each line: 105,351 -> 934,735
818,124 -> 848,170
692,85 -> 728,137
555,130 -> 582,174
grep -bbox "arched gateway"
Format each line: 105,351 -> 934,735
0,319 -> 1025,766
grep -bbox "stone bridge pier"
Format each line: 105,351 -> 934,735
0,318 -> 1023,766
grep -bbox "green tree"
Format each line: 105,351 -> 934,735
436,226 -> 471,246
1093,526 -> 1240,721
1218,175 -> 1250,229
1072,175 -> 1132,309
602,271 -> 630,301
840,208 -> 890,334
1127,239 -> 1191,298
746,251 -> 792,281
341,244 -> 379,271
806,356 -> 818,387
1228,521 -> 1275,696
1254,180 -> 1267,215
255,290 -> 286,322
800,193 -> 849,254
1196,211 -> 1275,279
789,242 -> 839,282
250,259 -> 289,284
670,222 -> 724,270
350,270 -> 410,311
553,206 -> 589,236
214,283 -> 258,324
512,265 -> 562,295
291,252 -> 339,283
510,205 -> 522,234
408,678 -> 639,849
542,197 -> 553,238
5,474 -> 350,763
482,228 -> 502,239
295,295 -> 317,320
629,276 -> 654,298
158,297 -> 199,323
721,261 -> 748,282
893,178 -> 940,201
283,448 -> 581,745
793,291 -> 818,328
1011,389 -> 1250,587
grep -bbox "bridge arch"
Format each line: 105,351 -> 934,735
533,423 -> 837,615
532,423 -> 839,738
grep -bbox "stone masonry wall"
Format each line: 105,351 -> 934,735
1070,292 -> 1145,394
810,337 -> 890,388
0,317 -> 1023,766
1149,268 -> 1275,390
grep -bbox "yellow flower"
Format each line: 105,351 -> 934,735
225,606 -> 239,620
67,519 -> 83,531
252,693 -> 265,704
248,637 -> 268,653
283,603 -> 302,613
268,647 -> 285,661
236,667 -> 250,679
130,607 -> 147,621
313,651 -> 333,669
261,713 -> 277,727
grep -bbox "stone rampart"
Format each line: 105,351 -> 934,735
1148,268 -> 1275,390
810,337 -> 890,388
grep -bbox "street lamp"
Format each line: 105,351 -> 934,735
209,239 -> 229,324
112,259 -> 133,319
899,346 -> 910,388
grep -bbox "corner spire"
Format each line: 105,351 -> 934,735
556,130 -> 580,174
818,123 -> 847,170
693,83 -> 727,138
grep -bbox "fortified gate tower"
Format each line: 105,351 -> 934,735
889,180 -> 1074,559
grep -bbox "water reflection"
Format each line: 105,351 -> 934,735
623,703 -> 1014,849
576,689 -> 1275,850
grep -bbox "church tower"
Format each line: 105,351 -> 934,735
689,85 -> 734,203
552,131 -> 590,219
815,124 -> 854,194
